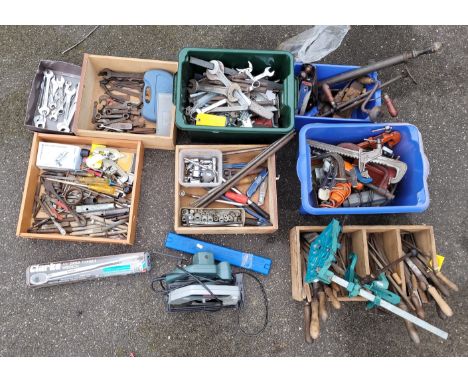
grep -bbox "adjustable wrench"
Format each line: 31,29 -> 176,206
38,70 -> 54,116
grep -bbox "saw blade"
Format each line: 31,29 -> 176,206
307,139 -> 407,183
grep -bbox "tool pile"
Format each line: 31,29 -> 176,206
92,69 -> 149,133
309,126 -> 406,208
29,143 -> 135,240
298,221 -> 458,343
297,43 -> 441,120
33,69 -> 79,132
300,231 -> 343,342
301,220 -> 450,343
398,232 -> 458,342
92,68 -> 173,135
178,147 -> 272,228
185,57 -> 283,128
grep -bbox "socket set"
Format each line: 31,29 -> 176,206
180,208 -> 245,227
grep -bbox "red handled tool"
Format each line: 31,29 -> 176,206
224,191 -> 270,220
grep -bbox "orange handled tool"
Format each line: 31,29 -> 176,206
358,131 -> 401,149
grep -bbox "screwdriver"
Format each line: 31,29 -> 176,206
224,191 -> 270,220
219,196 -> 271,226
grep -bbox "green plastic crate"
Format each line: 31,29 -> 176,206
175,48 -> 295,142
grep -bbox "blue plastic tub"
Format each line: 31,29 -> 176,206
297,123 -> 430,215
294,62 -> 381,127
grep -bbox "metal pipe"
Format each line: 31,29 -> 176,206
317,43 -> 441,86
192,131 -> 296,208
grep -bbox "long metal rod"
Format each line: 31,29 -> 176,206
331,274 -> 448,339
192,131 -> 296,208
318,43 -> 441,86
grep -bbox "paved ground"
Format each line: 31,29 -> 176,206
0,26 -> 466,356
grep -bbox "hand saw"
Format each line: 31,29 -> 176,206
307,139 -> 407,183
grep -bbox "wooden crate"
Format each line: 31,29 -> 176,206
73,54 -> 178,150
174,145 -> 278,234
16,133 -> 144,245
290,225 -> 437,302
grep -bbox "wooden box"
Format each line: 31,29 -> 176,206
290,225 -> 437,302
17,133 -> 144,245
174,145 -> 278,234
73,54 -> 178,150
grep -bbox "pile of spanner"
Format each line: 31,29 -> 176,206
185,57 -> 283,128
91,69 -> 153,134
33,69 -> 78,132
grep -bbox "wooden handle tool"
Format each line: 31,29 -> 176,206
414,256 -> 450,297
436,272 -> 459,292
407,258 -> 453,317
418,287 -> 429,304
427,285 -> 453,317
304,302 -> 313,343
405,264 -> 425,319
435,300 -> 449,320
310,299 -> 320,340
324,285 -> 341,310
399,303 -> 420,344
317,284 -> 328,322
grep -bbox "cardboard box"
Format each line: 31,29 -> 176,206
73,54 -> 178,150
17,133 -> 144,245
174,144 -> 278,234
289,225 -> 437,302
24,60 -> 81,134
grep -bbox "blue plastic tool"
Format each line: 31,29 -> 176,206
165,232 -> 271,275
246,169 -> 268,198
304,219 -> 342,284
142,70 -> 173,122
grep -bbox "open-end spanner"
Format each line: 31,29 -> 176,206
49,76 -> 65,110
38,70 -> 54,116
57,99 -> 76,133
236,61 -> 254,80
185,92 -> 219,117
34,114 -> 47,129
250,67 -> 275,90
63,82 -> 77,118
99,69 -> 144,80
190,56 -> 283,91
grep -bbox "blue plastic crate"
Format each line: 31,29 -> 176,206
297,123 -> 430,215
294,62 -> 381,127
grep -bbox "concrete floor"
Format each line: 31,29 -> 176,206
0,26 -> 466,356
